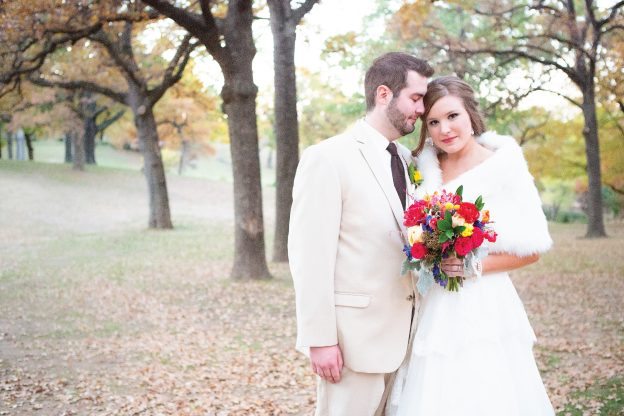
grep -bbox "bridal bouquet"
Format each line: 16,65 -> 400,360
402,186 -> 497,293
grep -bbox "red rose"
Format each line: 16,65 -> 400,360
410,243 -> 428,259
458,202 -> 479,223
429,217 -> 438,230
404,201 -> 427,227
484,231 -> 497,242
471,227 -> 484,248
454,236 -> 474,256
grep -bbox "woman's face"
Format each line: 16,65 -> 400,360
425,94 -> 474,154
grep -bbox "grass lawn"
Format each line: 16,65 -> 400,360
0,160 -> 622,415
29,139 -> 277,186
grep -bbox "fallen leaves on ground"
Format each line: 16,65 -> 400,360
0,165 -> 622,415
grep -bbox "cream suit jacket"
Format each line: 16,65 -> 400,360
288,120 -> 416,374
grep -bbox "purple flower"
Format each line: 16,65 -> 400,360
403,244 -> 412,260
433,263 -> 441,278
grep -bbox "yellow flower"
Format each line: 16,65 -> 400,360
412,170 -> 423,182
444,202 -> 455,210
461,223 -> 474,237
454,204 -> 460,210
407,226 -> 424,245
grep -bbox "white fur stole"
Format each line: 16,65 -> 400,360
414,132 -> 553,257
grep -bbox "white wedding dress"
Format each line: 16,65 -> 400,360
386,133 -> 555,416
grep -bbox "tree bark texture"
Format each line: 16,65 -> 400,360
178,139 -> 189,175
222,12 -> 271,280
269,10 -> 300,262
24,132 -> 34,161
65,133 -> 73,163
7,133 -> 13,159
225,85 -> 270,280
72,130 -> 85,171
129,85 -> 173,229
15,130 -> 26,160
84,114 -> 98,165
581,82 -> 607,237
84,116 -> 97,164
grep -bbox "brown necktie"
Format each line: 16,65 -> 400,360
386,142 -> 406,210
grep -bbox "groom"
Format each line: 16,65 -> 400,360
288,52 -> 434,415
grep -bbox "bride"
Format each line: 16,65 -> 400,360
385,76 -> 555,416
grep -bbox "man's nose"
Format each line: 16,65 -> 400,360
415,100 -> 424,115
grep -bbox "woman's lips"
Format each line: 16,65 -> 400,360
441,136 -> 456,144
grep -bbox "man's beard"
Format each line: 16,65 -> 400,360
386,98 -> 415,136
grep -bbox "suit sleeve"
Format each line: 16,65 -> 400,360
288,144 -> 342,348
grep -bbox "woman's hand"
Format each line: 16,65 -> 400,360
440,256 -> 467,277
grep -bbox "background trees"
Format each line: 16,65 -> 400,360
391,0 -> 624,237
1,0 -> 622,275
141,0 -> 272,280
267,0 -> 320,262
1,2 -> 199,228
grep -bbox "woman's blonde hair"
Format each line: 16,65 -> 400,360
413,76 -> 486,156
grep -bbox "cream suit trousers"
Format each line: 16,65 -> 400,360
314,367 -> 389,416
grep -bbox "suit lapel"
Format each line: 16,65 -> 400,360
398,144 -> 417,201
357,137 -> 408,244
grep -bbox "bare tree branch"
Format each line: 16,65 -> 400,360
97,109 -> 125,133
597,0 -> 624,28
532,86 -> 583,108
88,27 -> 144,89
141,0 -> 227,66
292,0 -> 320,25
0,23 -> 103,86
28,74 -> 127,104
149,34 -> 197,104
604,182 -> 624,195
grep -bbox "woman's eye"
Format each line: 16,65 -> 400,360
448,113 -> 458,119
428,120 -> 438,126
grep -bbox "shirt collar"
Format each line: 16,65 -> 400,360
356,118 -> 393,153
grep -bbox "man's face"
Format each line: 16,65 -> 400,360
385,70 -> 428,136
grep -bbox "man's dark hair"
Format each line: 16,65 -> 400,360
364,52 -> 434,111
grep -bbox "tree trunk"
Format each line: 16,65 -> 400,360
24,132 -> 34,161
72,130 -> 85,171
15,130 -> 26,160
65,133 -> 73,163
129,85 -> 173,229
581,82 -> 607,237
270,19 -> 300,262
84,116 -> 97,164
7,132 -> 13,160
178,139 -> 189,175
222,73 -> 271,280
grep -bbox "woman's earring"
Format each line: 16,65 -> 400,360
471,129 -> 475,136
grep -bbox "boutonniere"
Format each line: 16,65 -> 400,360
407,163 -> 423,187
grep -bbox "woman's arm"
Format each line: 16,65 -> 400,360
441,252 -> 540,277
481,252 -> 540,274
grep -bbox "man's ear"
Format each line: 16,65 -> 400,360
375,85 -> 393,106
